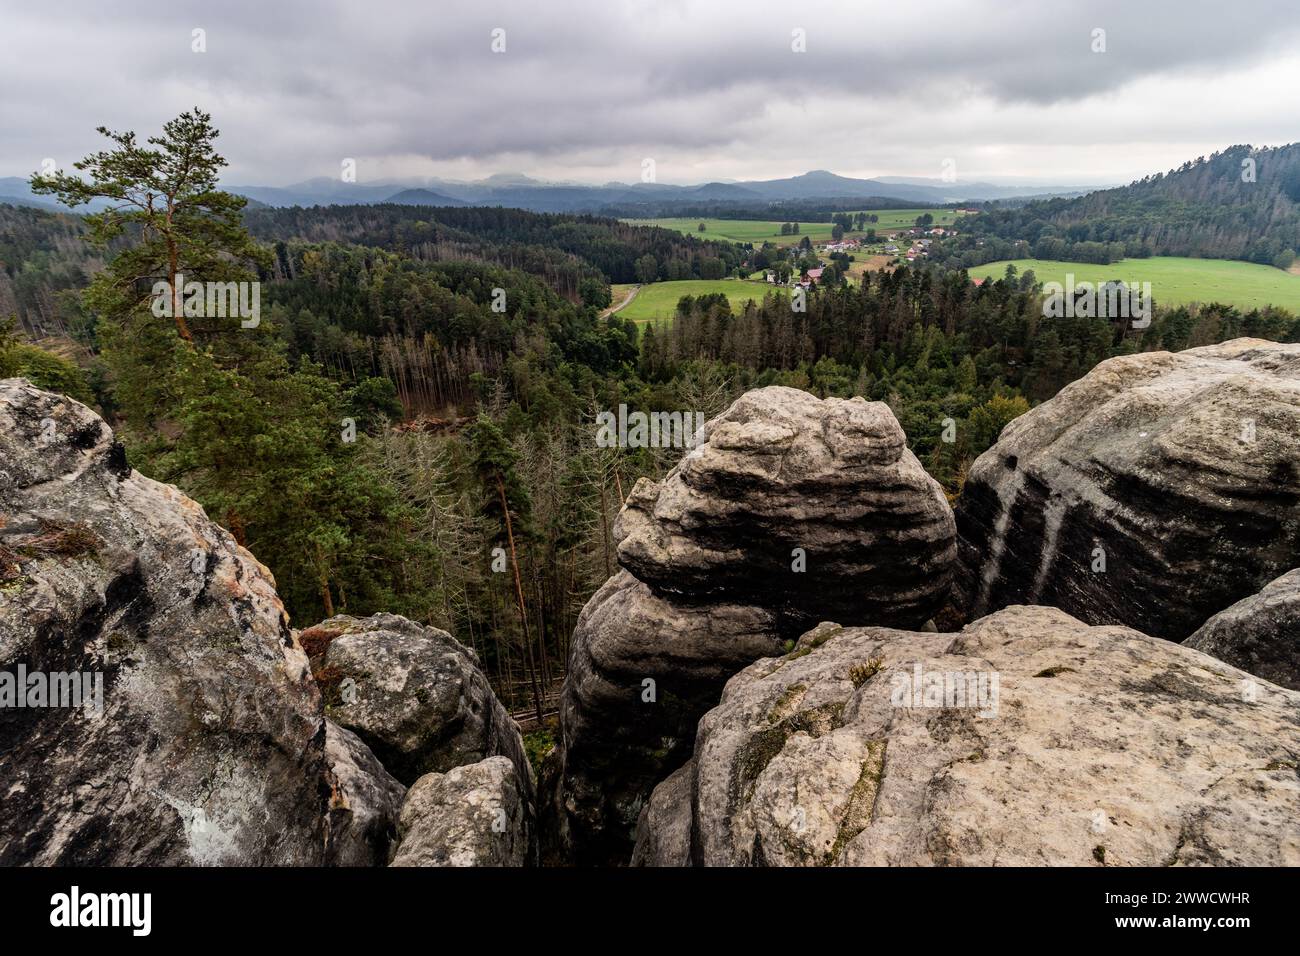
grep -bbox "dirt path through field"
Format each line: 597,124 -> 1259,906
600,284 -> 640,318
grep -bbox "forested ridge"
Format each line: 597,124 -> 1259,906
7,115 -> 1300,721
246,202 -> 745,293
942,143 -> 1300,270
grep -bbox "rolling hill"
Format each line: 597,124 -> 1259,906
966,143 -> 1300,268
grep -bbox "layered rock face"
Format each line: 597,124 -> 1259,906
633,605 -> 1300,866
954,340 -> 1300,639
617,386 -> 956,627
390,756 -> 535,866
0,380 -> 328,865
305,612 -> 533,794
550,386 -> 956,864
1186,568 -> 1300,690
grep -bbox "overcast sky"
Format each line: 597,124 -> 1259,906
2,0 -> 1298,188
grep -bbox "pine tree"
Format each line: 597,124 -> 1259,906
468,414 -> 544,721
31,108 -> 267,345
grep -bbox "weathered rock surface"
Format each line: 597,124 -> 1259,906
550,386 -> 956,864
617,386 -> 955,628
629,762 -> 694,867
306,612 -> 533,793
548,571 -> 782,863
0,379 -> 328,865
389,756 -> 534,866
954,339 -> 1300,640
1186,568 -> 1300,690
324,720 -> 406,866
634,605 -> 1300,867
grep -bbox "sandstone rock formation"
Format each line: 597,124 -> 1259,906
1186,568 -> 1300,690
550,386 -> 956,864
324,720 -> 407,866
304,612 -> 533,793
954,339 -> 1300,639
389,756 -> 534,866
617,386 -> 956,628
0,379 -> 328,865
633,605 -> 1300,866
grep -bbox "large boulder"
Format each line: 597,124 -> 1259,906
303,613 -> 533,794
617,386 -> 955,629
1186,568 -> 1300,690
634,605 -> 1300,866
389,756 -> 534,866
323,720 -> 406,866
549,386 -> 956,864
0,379 -> 328,865
954,340 -> 1300,639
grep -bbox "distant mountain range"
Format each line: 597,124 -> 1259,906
0,169 -> 1098,216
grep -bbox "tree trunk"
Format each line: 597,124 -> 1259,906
166,227 -> 194,342
599,479 -> 612,578
224,508 -> 247,546
498,474 -> 543,723
314,542 -> 335,618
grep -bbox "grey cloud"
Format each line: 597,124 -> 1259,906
0,0 -> 1297,184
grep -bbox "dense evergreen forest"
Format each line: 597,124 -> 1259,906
7,113 -> 1300,720
245,203 -> 746,291
940,143 -> 1300,270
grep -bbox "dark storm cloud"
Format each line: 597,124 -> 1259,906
1,0 -> 1297,183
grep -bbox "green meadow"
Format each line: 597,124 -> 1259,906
638,218 -> 837,244
610,279 -> 774,324
846,208 -> 966,230
636,209 -> 967,246
972,257 -> 1300,313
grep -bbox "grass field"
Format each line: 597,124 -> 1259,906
844,253 -> 898,278
847,208 -> 966,230
610,279 -> 773,324
638,218 -> 838,244
972,257 -> 1300,313
635,208 -> 968,246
